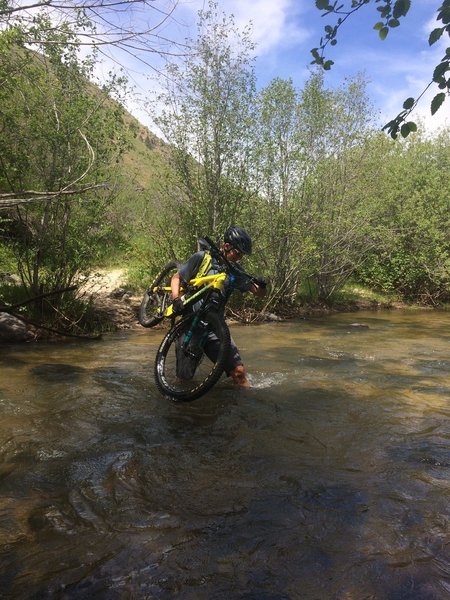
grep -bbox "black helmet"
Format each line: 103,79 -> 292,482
224,225 -> 252,255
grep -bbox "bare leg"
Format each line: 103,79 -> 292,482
230,364 -> 251,388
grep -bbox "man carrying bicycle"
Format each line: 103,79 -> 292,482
170,226 -> 267,388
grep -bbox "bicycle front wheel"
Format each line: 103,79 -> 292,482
139,260 -> 179,328
154,311 -> 231,401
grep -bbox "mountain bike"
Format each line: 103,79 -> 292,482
139,237 -> 259,402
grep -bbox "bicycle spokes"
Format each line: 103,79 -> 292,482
154,311 -> 231,401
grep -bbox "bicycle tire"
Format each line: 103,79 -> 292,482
138,260 -> 179,328
154,310 -> 231,401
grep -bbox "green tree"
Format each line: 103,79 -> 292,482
151,0 -> 257,255
0,27 -> 128,314
253,78 -> 305,305
357,129 -> 450,303
297,72 -> 380,300
250,71 -> 381,306
312,0 -> 450,138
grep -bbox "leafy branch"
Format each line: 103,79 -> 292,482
311,0 -> 450,138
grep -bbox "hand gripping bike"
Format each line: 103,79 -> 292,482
138,237 -> 258,402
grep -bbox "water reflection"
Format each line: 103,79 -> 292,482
0,310 -> 450,598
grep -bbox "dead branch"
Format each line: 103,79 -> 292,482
1,310 -> 102,340
0,285 -> 104,340
0,285 -> 78,312
0,183 -> 106,209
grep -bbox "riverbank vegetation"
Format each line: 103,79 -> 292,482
1,1 -> 449,336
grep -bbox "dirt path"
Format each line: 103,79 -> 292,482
85,268 -> 142,330
85,268 -> 126,295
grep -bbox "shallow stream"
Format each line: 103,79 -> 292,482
1,309 -> 450,599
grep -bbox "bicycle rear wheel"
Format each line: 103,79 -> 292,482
139,260 -> 179,328
154,311 -> 231,401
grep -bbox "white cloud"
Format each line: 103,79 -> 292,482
224,0 -> 309,54
178,0 -> 310,55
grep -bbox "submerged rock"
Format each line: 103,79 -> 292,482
0,312 -> 33,342
264,312 -> 284,322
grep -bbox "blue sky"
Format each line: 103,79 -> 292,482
105,0 -> 449,134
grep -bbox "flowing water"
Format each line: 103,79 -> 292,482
1,310 -> 450,599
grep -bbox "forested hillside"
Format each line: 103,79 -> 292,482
1,1 -> 449,335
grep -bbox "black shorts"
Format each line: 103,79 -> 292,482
204,332 -> 243,376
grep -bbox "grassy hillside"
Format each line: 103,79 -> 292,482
120,115 -> 173,194
101,107 -> 179,264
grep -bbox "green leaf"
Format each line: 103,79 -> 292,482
431,92 -> 446,115
323,59 -> 334,70
315,0 -> 331,9
379,27 -> 389,40
382,119 -> 399,139
438,7 -> 450,25
402,97 -> 415,110
388,18 -> 400,27
400,123 -> 409,137
429,27 -> 444,46
393,0 -> 411,19
373,21 -> 384,31
433,61 -> 449,82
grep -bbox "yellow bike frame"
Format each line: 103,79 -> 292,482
161,272 -> 227,318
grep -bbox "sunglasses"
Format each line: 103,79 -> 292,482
226,245 -> 243,259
